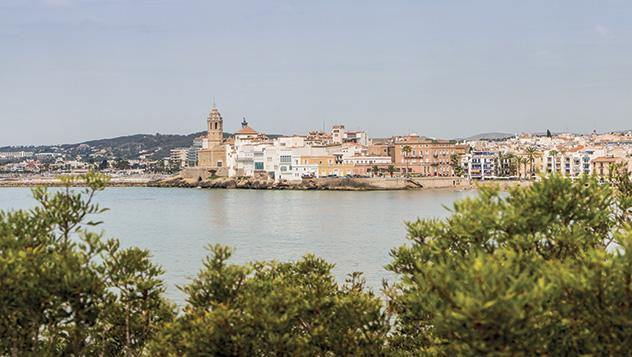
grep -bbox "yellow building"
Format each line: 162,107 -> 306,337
591,156 -> 627,177
300,155 -> 355,177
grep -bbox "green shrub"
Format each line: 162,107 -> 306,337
386,173 -> 632,355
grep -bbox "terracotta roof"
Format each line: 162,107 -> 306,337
592,156 -> 623,163
236,126 -> 257,135
567,145 -> 585,152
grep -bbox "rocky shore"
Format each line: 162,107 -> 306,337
147,176 -> 468,191
0,174 -> 530,191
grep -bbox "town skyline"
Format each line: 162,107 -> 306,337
3,108 -> 631,148
3,97 -> 631,186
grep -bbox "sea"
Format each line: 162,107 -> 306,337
0,187 -> 473,303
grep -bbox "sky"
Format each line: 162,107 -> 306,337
1,0 -> 631,146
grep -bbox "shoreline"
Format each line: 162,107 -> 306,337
0,175 -> 531,191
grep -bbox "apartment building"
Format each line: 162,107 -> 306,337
169,148 -> 189,168
393,135 -> 468,176
467,151 -> 496,180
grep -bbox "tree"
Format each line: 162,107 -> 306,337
450,154 -> 464,177
525,146 -> 538,179
519,157 -> 529,179
99,159 -> 109,171
149,245 -> 389,356
387,165 -> 396,178
113,159 -> 130,170
386,173 -> 632,355
505,152 -> 518,177
548,149 -> 559,174
401,145 -> 412,176
494,152 -> 506,177
546,129 -> 552,138
0,172 -> 174,356
372,165 -> 380,177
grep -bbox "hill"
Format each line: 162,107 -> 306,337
458,132 -> 515,141
0,132 -> 210,160
0,131 -> 284,161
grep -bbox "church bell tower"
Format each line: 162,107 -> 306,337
207,98 -> 223,145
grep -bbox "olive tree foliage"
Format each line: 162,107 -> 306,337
0,172 -> 174,357
386,170 -> 632,356
150,245 -> 389,356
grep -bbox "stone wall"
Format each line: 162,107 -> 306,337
180,167 -> 211,181
350,177 -> 468,189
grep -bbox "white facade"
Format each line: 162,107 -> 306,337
330,125 -> 369,146
227,142 -> 272,178
169,148 -> 189,168
466,152 -> 496,180
541,150 -> 600,177
223,125 -> 378,182
331,125 -> 346,144
0,151 -> 34,159
344,131 -> 369,146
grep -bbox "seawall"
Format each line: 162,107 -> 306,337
148,176 -> 471,191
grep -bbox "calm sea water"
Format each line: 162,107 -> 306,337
0,187 -> 473,302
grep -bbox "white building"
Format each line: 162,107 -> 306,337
467,151 -> 496,180
169,148 -> 189,168
541,149 -> 599,177
0,151 -> 34,160
330,124 -> 369,146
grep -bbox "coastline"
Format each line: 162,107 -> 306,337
0,174 -> 531,191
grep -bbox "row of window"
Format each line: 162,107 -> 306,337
403,151 -> 455,157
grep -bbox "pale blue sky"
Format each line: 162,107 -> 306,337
1,0 -> 631,145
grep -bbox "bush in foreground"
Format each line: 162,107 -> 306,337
149,245 -> 388,356
1,170 -> 631,356
0,173 -> 174,356
387,172 -> 632,355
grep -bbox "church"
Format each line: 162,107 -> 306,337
196,100 -> 228,176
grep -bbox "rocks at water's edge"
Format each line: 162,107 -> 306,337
147,176 -> 428,191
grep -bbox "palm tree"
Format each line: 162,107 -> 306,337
520,157 -> 529,179
549,150 -> 559,174
495,152 -> 506,177
387,165 -> 396,177
505,152 -> 517,177
525,147 -> 538,179
372,165 -> 380,177
402,145 -> 412,176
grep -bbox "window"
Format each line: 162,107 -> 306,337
255,162 -> 264,170
216,161 -> 222,167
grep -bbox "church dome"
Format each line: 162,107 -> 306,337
236,117 -> 257,135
